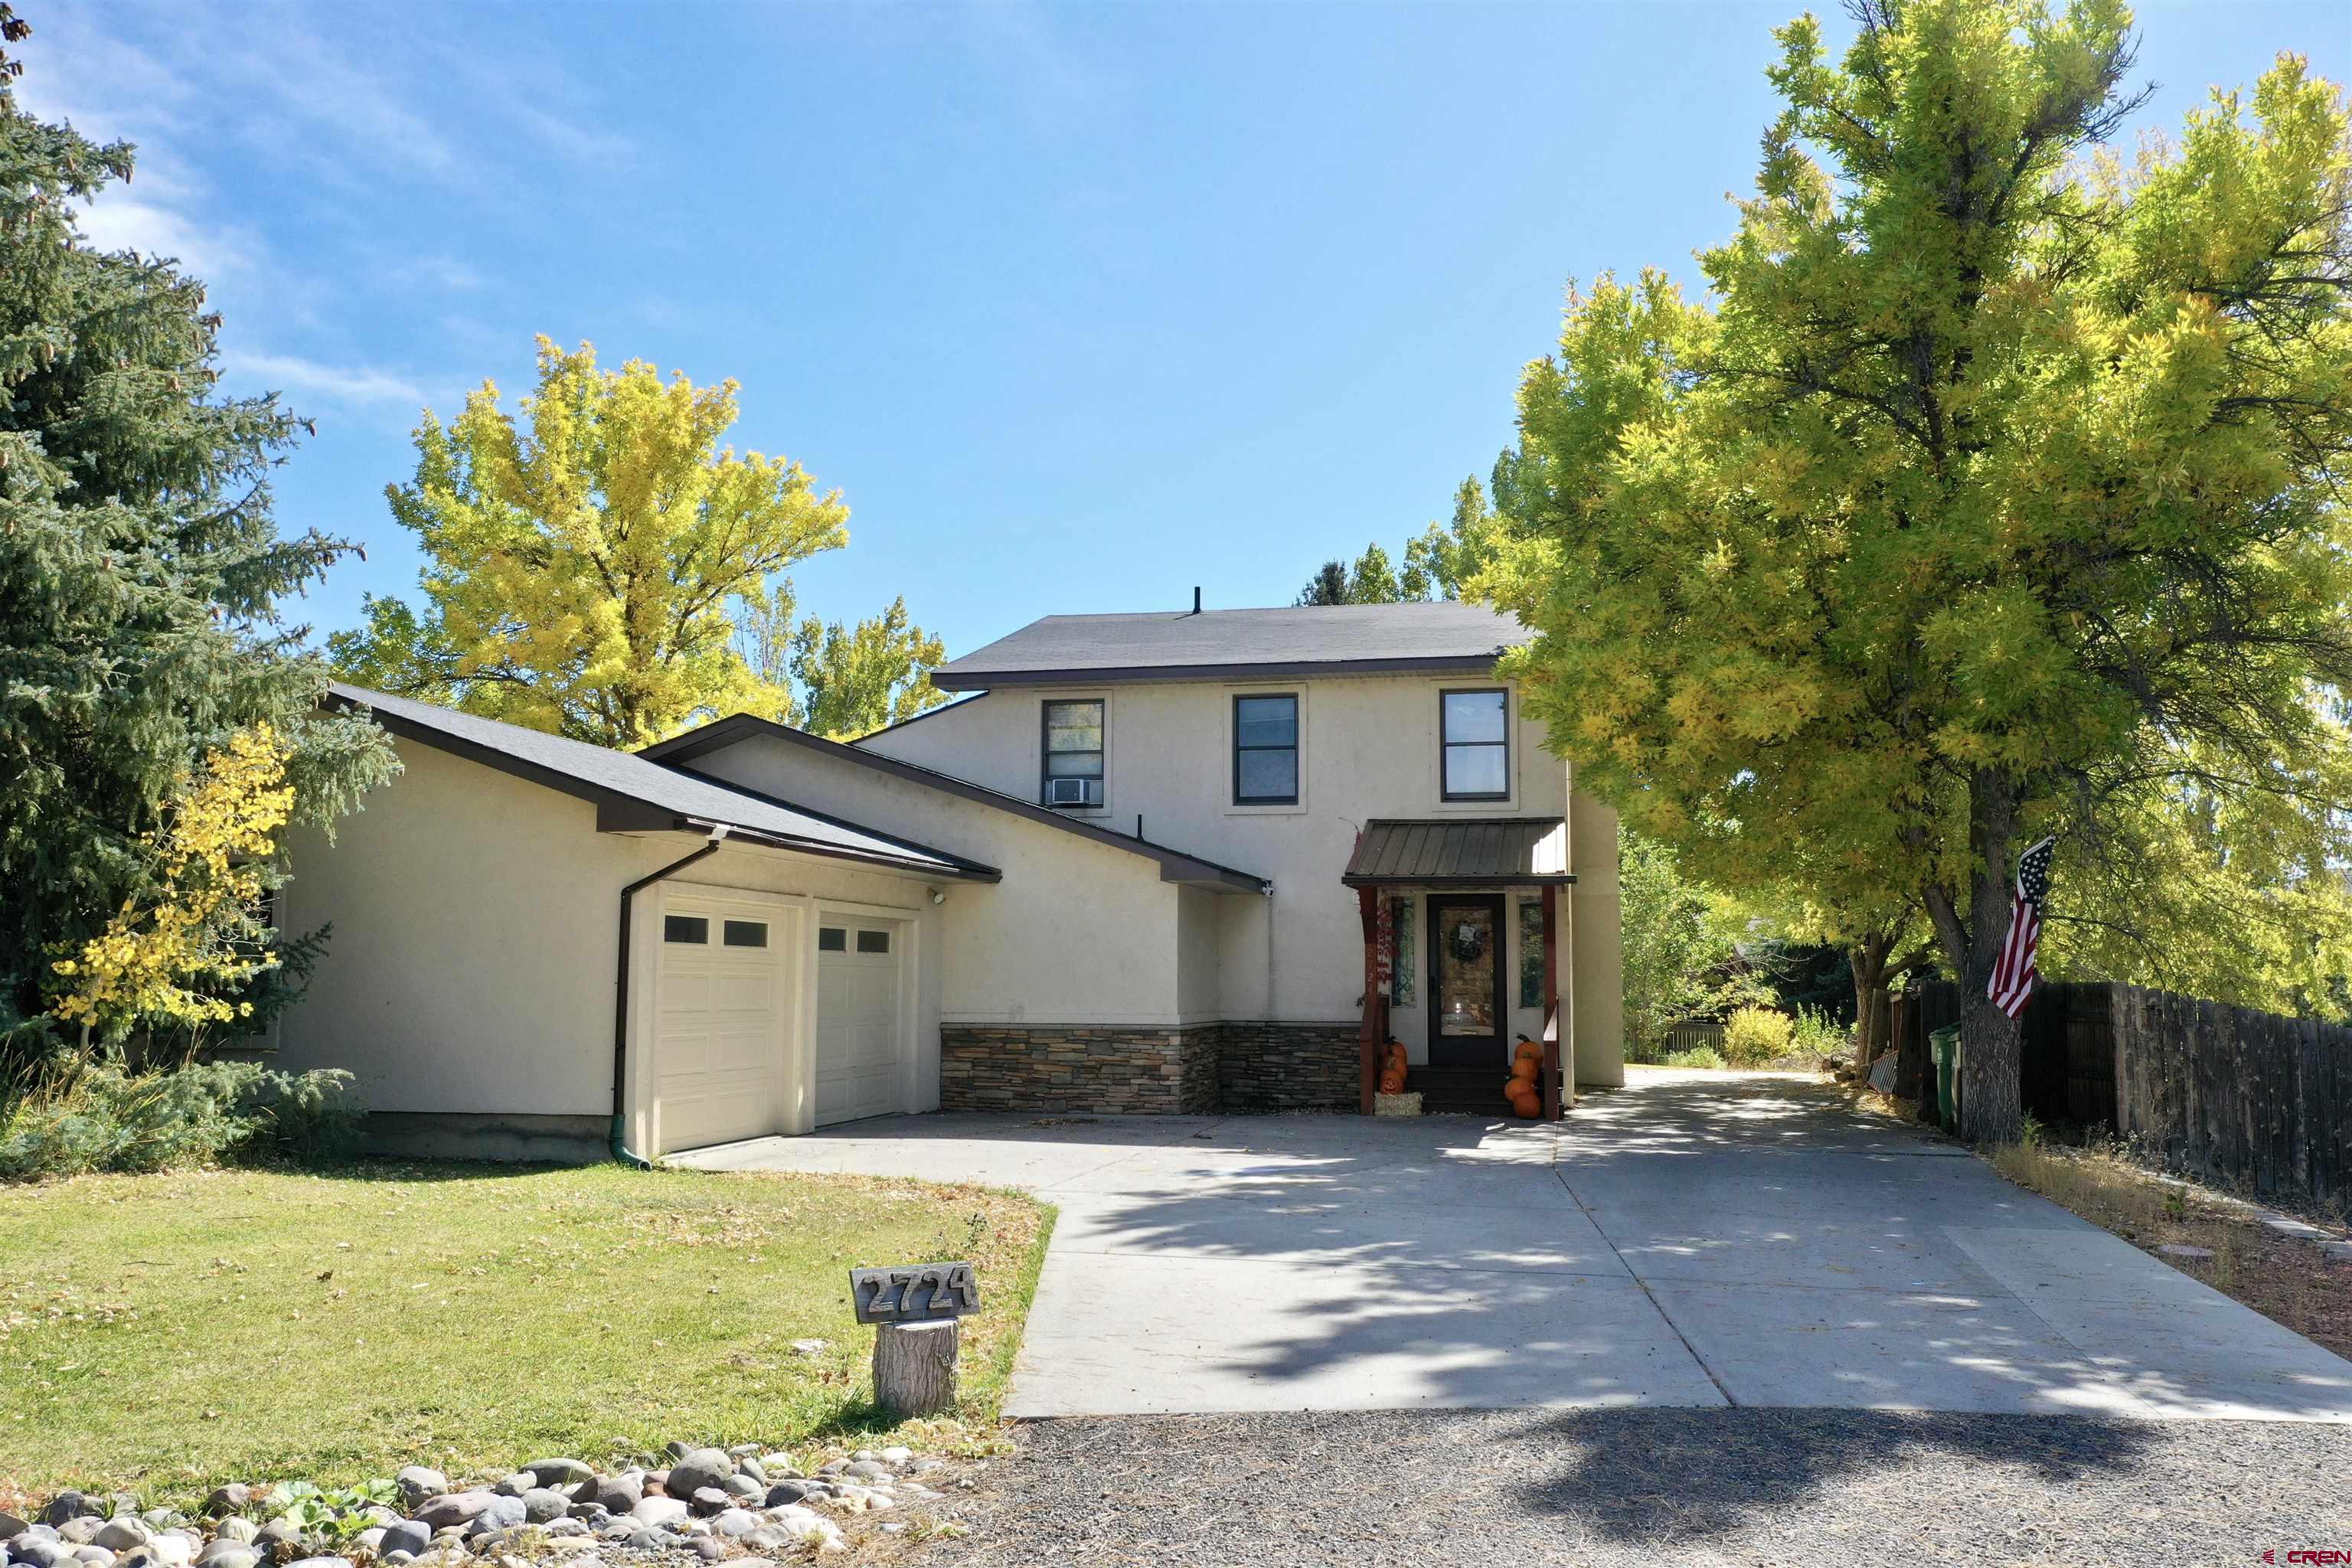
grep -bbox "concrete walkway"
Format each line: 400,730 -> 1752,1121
674,1068 -> 2352,1422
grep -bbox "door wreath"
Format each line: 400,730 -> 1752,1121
1447,920 -> 1490,965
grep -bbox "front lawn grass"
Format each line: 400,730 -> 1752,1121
0,1160 -> 1054,1508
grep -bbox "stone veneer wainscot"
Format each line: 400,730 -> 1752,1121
939,1021 -> 1358,1116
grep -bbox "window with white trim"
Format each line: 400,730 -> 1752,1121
1441,688 -> 1510,801
1041,699 -> 1105,808
1233,694 -> 1299,804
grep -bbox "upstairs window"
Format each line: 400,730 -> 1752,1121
1233,694 -> 1299,805
1441,688 -> 1510,801
1041,699 -> 1105,808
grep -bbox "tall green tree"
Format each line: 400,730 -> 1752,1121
1295,473 -> 1504,606
1618,831 -> 1775,1059
1482,1 -> 2352,1141
783,596 -> 947,740
0,30 -> 394,1068
1402,476 -> 1503,601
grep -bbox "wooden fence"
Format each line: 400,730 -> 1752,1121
1653,1020 -> 1726,1063
1887,980 -> 2351,1204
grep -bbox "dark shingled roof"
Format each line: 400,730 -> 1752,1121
931,601 -> 1534,691
1341,817 -> 1573,887
326,684 -> 998,882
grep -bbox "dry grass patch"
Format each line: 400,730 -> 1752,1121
1986,1138 -> 2352,1359
0,1160 -> 1053,1510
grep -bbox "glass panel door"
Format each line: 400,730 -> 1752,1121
1428,896 -> 1505,1066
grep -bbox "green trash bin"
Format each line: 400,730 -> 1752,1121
1929,1024 -> 1960,1129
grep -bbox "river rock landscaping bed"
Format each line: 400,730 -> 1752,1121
0,1445 -> 970,1568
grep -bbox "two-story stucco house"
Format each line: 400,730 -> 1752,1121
275,599 -> 1622,1161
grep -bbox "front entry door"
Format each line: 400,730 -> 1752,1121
1427,895 -> 1508,1068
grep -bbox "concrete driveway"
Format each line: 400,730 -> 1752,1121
675,1067 -> 2352,1422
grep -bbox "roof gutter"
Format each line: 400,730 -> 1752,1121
609,824 -> 731,1168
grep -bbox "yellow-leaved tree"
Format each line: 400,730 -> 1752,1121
51,724 -> 296,1042
1479,4 -> 2352,1142
332,338 -> 946,749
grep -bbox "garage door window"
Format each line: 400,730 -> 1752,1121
856,929 -> 890,953
664,915 -> 708,944
723,920 -> 767,948
818,926 -> 847,952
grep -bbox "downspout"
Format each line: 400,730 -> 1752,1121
610,823 -> 732,1168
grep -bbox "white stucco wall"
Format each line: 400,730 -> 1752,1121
276,738 -> 949,1150
1569,789 -> 1626,1086
669,731 -> 1200,1027
860,674 -> 1626,1081
1174,886 -> 1224,1024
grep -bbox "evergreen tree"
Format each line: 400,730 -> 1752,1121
1295,560 -> 1351,606
0,24 -> 394,1070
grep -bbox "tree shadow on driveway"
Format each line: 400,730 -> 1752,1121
1512,1404 -> 2162,1546
940,1403 -> 2334,1567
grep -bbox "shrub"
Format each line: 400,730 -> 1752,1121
0,1062 -> 361,1181
1662,1044 -> 1726,1069
1722,1006 -> 1797,1067
217,1063 -> 366,1158
1788,1005 -> 1851,1061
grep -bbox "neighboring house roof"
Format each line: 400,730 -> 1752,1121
929,600 -> 1534,691
325,684 -> 1000,883
641,713 -> 1271,894
1341,817 -> 1574,888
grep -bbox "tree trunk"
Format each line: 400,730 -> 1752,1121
872,1318 -> 959,1418
1850,933 -> 1894,1072
1957,985 -> 2024,1143
1922,766 -> 2027,1145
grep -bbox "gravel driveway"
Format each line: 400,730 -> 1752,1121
938,1407 -> 2352,1566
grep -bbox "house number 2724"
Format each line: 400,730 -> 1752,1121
848,1261 -> 979,1325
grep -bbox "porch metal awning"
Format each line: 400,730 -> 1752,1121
1341,816 -> 1575,888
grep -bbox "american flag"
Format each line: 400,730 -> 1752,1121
1988,836 -> 2056,1019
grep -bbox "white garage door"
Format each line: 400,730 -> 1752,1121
816,920 -> 902,1126
655,899 -> 786,1152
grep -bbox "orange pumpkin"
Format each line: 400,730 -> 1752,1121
1510,1057 -> 1539,1083
1514,1040 -> 1544,1063
1379,1071 -> 1405,1095
1510,1090 -> 1541,1119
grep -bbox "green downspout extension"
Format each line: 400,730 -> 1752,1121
610,824 -> 731,1168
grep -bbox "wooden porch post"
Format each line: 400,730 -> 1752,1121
1540,884 -> 1562,1121
1357,885 -> 1381,1114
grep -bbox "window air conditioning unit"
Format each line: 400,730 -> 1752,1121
1048,777 -> 1090,806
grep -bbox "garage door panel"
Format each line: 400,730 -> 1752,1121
715,971 -> 773,1010
815,921 -> 902,1127
655,899 -> 790,1154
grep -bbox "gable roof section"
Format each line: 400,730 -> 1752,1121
641,712 -> 1270,893
1341,817 -> 1574,887
325,684 -> 999,883
930,600 -> 1534,691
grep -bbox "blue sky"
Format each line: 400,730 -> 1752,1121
25,2 -> 2349,661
